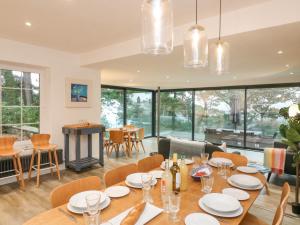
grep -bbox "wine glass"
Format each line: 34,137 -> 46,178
169,192 -> 181,222
141,173 -> 153,203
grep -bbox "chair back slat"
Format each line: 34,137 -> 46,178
138,128 -> 145,140
212,151 -> 248,167
104,163 -> 138,187
0,136 -> 16,152
272,182 -> 290,225
137,154 -> 164,172
31,134 -> 50,148
50,176 -> 101,208
109,130 -> 124,144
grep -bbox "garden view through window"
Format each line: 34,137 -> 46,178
100,85 -> 300,150
0,69 -> 40,141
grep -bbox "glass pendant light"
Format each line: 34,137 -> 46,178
184,0 -> 208,68
141,0 -> 173,55
210,0 -> 229,74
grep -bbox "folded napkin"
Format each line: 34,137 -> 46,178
264,148 -> 286,175
108,203 -> 163,225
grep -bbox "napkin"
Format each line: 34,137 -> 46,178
108,203 -> 163,225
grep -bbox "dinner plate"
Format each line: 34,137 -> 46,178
222,188 -> 250,201
125,179 -> 157,189
126,173 -> 156,186
185,213 -> 220,225
237,166 -> 258,174
208,158 -> 233,168
229,174 -> 261,188
160,159 -> 194,169
67,196 -> 111,214
149,170 -> 164,179
69,191 -> 107,210
105,186 -> 130,198
227,177 -> 264,190
202,193 -> 241,213
199,198 -> 243,218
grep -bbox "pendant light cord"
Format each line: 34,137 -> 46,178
219,0 -> 222,40
195,0 -> 198,24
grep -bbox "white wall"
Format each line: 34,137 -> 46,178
0,38 -> 101,160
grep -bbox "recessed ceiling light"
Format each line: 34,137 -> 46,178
233,76 -> 237,80
277,50 -> 283,55
137,70 -> 140,73
129,79 -> 133,82
285,64 -> 290,68
166,75 -> 170,79
290,72 -> 294,75
25,22 -> 32,27
186,80 -> 190,83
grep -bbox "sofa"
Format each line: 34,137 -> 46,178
157,138 -> 224,159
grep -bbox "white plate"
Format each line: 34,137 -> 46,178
149,170 -> 164,179
202,193 -> 241,213
67,196 -> 111,214
222,188 -> 250,201
126,173 -> 156,186
230,174 -> 261,188
227,177 -> 264,190
237,166 -> 258,174
69,191 -> 106,210
185,213 -> 220,225
199,198 -> 243,218
208,158 -> 234,168
125,179 -> 157,189
105,186 -> 130,198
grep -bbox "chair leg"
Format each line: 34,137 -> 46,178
12,156 -> 19,183
48,150 -> 53,176
16,155 -> 25,189
53,148 -> 61,181
28,150 -> 35,180
36,150 -> 41,187
140,140 -> 146,153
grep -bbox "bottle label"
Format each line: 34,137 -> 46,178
176,172 -> 181,189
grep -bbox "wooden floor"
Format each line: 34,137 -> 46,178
0,138 -> 299,225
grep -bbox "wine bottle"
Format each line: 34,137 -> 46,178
180,155 -> 188,191
170,153 -> 181,192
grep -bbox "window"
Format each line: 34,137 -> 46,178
160,91 -> 193,139
195,89 -> 245,146
0,69 -> 40,141
101,88 -> 124,128
126,90 -> 153,136
246,87 -> 300,148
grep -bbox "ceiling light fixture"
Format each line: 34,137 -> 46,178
166,75 -> 170,79
141,0 -> 173,55
210,0 -> 229,74
184,0 -> 208,68
277,50 -> 283,55
285,64 -> 290,68
290,72 -> 295,75
25,22 -> 32,27
137,70 -> 141,73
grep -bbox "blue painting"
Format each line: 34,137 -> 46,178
71,83 -> 88,102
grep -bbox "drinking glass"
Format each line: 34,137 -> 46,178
161,192 -> 170,213
200,153 -> 209,165
200,175 -> 214,194
217,162 -> 224,176
221,163 -> 231,179
192,156 -> 201,168
169,192 -> 181,222
85,193 -> 102,225
141,173 -> 153,203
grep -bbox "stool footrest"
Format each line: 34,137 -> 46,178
32,162 -> 56,171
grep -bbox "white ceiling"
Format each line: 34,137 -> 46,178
0,0 -> 271,53
98,22 -> 300,89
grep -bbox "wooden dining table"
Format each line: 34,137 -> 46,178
106,127 -> 140,157
23,165 -> 266,225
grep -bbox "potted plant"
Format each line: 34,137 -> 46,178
279,104 -> 300,214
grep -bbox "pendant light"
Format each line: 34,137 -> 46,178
141,0 -> 173,55
210,0 -> 229,74
184,0 -> 208,68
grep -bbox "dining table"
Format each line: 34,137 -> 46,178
23,164 -> 266,225
106,127 -> 140,157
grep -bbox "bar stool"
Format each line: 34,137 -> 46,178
28,134 -> 60,187
0,136 -> 25,189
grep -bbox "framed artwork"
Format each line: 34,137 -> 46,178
65,78 -> 92,107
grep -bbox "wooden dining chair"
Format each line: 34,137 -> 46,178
137,154 -> 164,172
28,134 -> 60,187
0,136 -> 25,189
108,130 -> 128,158
131,128 -> 146,154
50,176 -> 101,208
103,131 -> 111,155
104,163 -> 138,187
212,151 -> 248,167
124,124 -> 136,129
240,182 -> 290,225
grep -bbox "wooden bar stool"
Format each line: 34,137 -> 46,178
28,134 -> 60,187
0,136 -> 25,189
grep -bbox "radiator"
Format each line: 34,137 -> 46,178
0,149 -> 63,178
